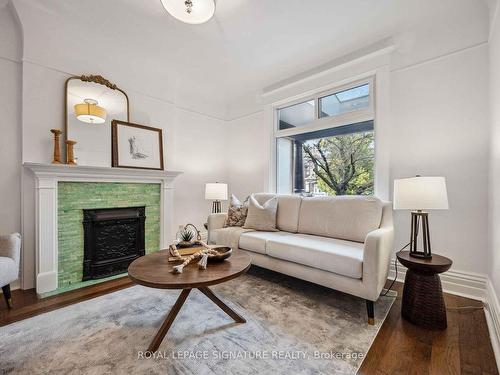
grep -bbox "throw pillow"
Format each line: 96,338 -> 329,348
243,195 -> 279,231
224,194 -> 249,227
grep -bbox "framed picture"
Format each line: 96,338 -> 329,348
111,120 -> 164,170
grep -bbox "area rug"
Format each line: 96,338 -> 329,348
0,267 -> 396,374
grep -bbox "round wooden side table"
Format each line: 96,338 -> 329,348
396,251 -> 452,330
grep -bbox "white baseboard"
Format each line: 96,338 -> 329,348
388,259 -> 500,369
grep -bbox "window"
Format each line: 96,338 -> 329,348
275,79 -> 375,196
278,100 -> 315,130
319,84 -> 369,118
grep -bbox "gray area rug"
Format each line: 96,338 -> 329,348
0,267 -> 395,374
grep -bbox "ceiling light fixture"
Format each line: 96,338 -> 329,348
74,99 -> 107,124
160,0 -> 215,24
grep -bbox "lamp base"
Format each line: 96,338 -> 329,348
211,200 -> 221,214
409,211 -> 432,258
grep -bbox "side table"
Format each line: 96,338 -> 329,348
397,251 -> 452,330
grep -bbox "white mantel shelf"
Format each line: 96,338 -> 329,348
23,162 -> 183,296
24,162 -> 182,182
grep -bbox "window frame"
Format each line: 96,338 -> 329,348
273,76 -> 376,196
275,77 -> 375,138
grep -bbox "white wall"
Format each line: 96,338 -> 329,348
391,45 -> 490,274
0,2 -> 22,235
226,111 -> 270,199
489,5 -> 500,303
226,44 -> 491,277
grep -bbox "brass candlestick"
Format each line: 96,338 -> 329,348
50,129 -> 62,164
65,140 -> 77,165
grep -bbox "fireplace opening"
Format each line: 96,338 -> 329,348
82,206 -> 146,281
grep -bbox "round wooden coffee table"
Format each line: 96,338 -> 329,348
397,251 -> 452,330
128,250 -> 251,352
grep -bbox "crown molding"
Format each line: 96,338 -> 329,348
262,38 -> 395,98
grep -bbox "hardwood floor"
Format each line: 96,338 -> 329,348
0,277 -> 133,327
0,278 -> 498,374
359,282 -> 498,375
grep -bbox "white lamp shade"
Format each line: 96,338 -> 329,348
161,0 -> 215,24
205,183 -> 228,201
393,176 -> 449,210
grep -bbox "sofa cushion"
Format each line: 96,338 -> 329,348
224,194 -> 249,227
298,196 -> 383,243
252,193 -> 277,205
212,227 -> 254,249
239,231 -> 291,254
243,195 -> 279,232
266,233 -> 364,279
276,195 -> 302,233
253,193 -> 302,233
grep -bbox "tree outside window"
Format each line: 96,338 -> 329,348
302,131 -> 374,196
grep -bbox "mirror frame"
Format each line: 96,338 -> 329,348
64,74 -> 130,144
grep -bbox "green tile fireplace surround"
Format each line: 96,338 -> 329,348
54,182 -> 161,296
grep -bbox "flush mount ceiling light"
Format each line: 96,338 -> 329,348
74,98 -> 107,124
160,0 -> 215,24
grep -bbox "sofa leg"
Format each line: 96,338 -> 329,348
366,300 -> 374,325
2,284 -> 12,309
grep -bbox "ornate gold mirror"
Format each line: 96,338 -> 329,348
65,75 -> 129,167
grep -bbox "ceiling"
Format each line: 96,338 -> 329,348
12,0 -> 491,120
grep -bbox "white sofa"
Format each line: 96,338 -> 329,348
208,193 -> 394,324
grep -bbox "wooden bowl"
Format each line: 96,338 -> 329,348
208,247 -> 232,262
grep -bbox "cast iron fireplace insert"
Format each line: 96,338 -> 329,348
82,206 -> 146,281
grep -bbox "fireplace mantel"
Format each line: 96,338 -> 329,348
24,162 -> 182,295
24,162 -> 182,182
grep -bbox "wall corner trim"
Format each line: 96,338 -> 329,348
486,278 -> 500,369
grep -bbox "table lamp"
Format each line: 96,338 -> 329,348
393,176 -> 449,259
205,183 -> 228,213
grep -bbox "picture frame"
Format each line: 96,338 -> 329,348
111,120 -> 164,170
